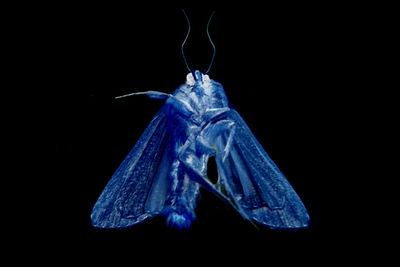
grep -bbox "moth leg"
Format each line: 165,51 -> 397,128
178,142 -> 209,184
178,130 -> 248,216
199,119 -> 236,163
221,122 -> 235,163
178,143 -> 232,204
179,142 -> 251,222
204,107 -> 230,121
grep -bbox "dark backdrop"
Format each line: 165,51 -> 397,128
37,5 -> 371,261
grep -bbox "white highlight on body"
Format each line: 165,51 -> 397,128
186,72 -> 195,86
185,72 -> 212,94
202,74 -> 212,95
202,74 -> 211,84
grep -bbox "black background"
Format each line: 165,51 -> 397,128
23,4 -> 384,262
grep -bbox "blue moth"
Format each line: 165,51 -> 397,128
91,11 -> 309,230
91,70 -> 310,229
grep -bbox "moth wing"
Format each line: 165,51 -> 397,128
215,109 -> 309,229
91,106 -> 174,228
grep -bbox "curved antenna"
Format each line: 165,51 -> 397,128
181,9 -> 191,72
205,11 -> 216,74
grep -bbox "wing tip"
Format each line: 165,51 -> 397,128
90,211 -> 153,229
256,218 -> 310,230
90,218 -> 135,229
250,206 -> 310,230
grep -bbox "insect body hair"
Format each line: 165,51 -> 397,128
163,196 -> 196,230
166,212 -> 192,229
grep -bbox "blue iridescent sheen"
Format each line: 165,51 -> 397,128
91,71 -> 309,230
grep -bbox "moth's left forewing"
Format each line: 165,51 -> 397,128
91,107 -> 173,228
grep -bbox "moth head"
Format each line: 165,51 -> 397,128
186,70 -> 211,87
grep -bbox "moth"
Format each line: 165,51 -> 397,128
91,70 -> 309,229
91,10 -> 309,230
